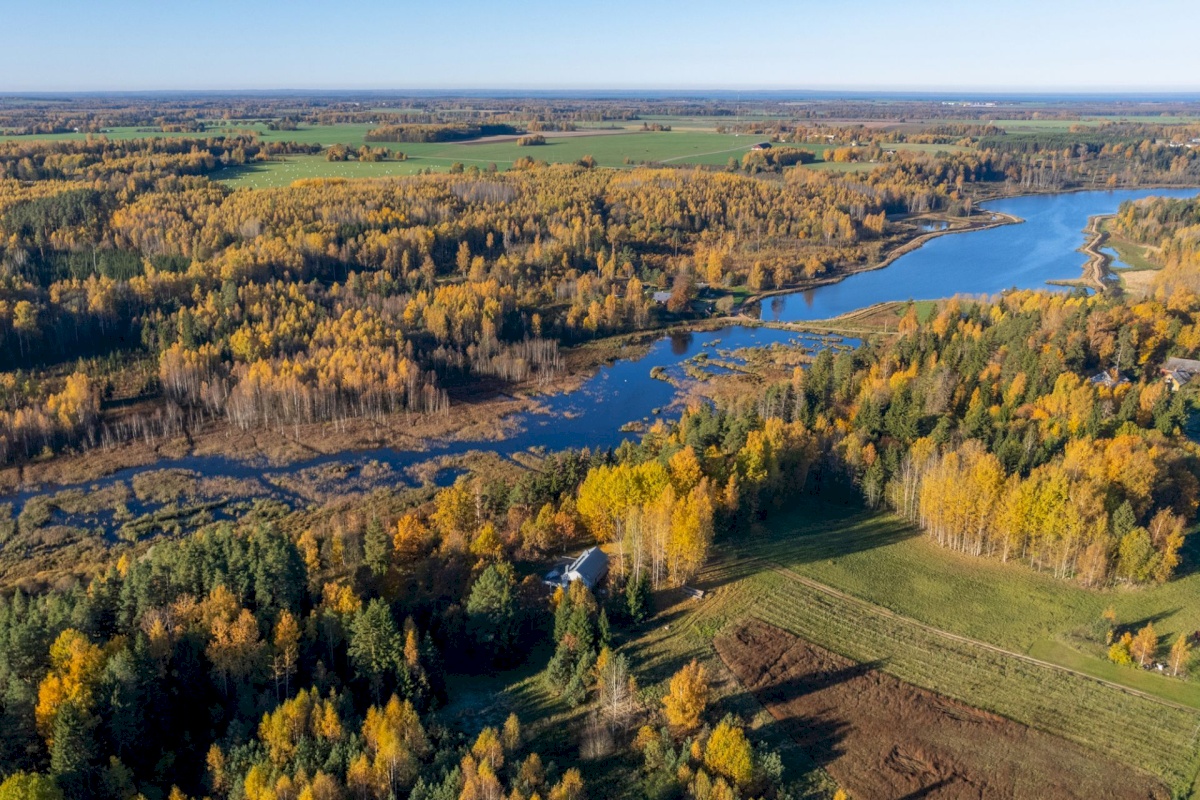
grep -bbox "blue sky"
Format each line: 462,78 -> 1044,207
3,0 -> 1198,92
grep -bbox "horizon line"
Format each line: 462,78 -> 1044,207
3,86 -> 1200,98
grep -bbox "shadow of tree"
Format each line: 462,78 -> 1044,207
757,659 -> 890,707
1171,530 -> 1200,579
1118,608 -> 1182,640
895,776 -> 959,799
694,503 -> 920,597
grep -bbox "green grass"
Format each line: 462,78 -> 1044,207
1106,236 -> 1162,272
0,120 -> 968,187
745,569 -> 1199,790
0,124 -> 266,143
913,299 -> 938,323
632,498 -> 1200,791
740,501 -> 1200,707
213,129 -> 773,187
215,139 -> 970,188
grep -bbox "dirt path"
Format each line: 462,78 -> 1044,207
460,128 -> 640,145
1051,213 -> 1115,291
658,143 -> 757,163
761,560 -> 1199,714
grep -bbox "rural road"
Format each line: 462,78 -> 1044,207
659,143 -> 757,163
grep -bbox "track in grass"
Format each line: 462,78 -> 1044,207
678,555 -> 1200,792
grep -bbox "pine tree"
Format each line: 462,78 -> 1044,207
49,701 -> 94,796
364,517 -> 392,578
626,572 -> 651,624
467,563 -> 518,665
350,599 -> 401,703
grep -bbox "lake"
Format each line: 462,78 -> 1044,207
759,188 -> 1200,323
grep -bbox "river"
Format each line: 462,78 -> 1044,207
5,188 -> 1198,530
760,188 -> 1200,323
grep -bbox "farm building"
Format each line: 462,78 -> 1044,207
652,291 -> 673,304
1161,357 -> 1200,391
750,142 -> 772,151
543,547 -> 608,590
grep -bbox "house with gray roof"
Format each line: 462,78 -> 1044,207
1161,357 -> 1200,391
543,547 -> 608,590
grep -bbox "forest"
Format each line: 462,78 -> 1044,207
6,282 -> 1200,798
1111,195 -> 1200,295
2,107 -> 1199,470
3,94 -> 1200,800
0,132 -> 1000,466
0,382 -> 819,800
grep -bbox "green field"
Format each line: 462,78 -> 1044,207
213,136 -> 971,187
2,120 -> 972,187
212,130 -> 762,187
745,500 -> 1200,707
620,498 -> 1200,792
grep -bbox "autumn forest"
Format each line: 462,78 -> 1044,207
2,91 -> 1200,800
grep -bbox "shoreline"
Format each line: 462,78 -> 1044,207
1044,212 -> 1117,292
737,210 -> 1023,311
1080,213 -> 1117,290
7,184 -> 1198,495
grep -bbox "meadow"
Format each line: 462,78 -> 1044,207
1,118 -> 972,186
741,499 -> 1200,708
471,491 -> 1200,797
214,136 -> 973,187
610,497 -> 1200,793
1103,223 -> 1163,271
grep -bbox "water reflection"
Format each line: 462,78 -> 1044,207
670,331 -> 694,355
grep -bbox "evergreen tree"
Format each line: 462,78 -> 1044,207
626,572 -> 652,624
49,701 -> 94,797
466,563 -> 519,665
364,517 -> 392,578
349,599 -> 401,703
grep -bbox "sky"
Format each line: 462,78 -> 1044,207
2,0 -> 1198,93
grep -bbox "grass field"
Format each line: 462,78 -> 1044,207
0,119 -> 969,187
212,128 -> 769,187
471,494 -> 1200,796
1105,236 -> 1162,272
744,500 -> 1200,708
214,138 -> 972,187
625,498 -> 1200,792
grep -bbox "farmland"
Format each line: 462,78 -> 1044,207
213,134 -> 969,187
716,619 -> 1168,799
615,497 -> 1200,795
741,499 -> 1200,708
214,128 -> 762,187
0,117 -> 970,187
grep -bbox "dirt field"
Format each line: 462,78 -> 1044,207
715,619 -> 1168,800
